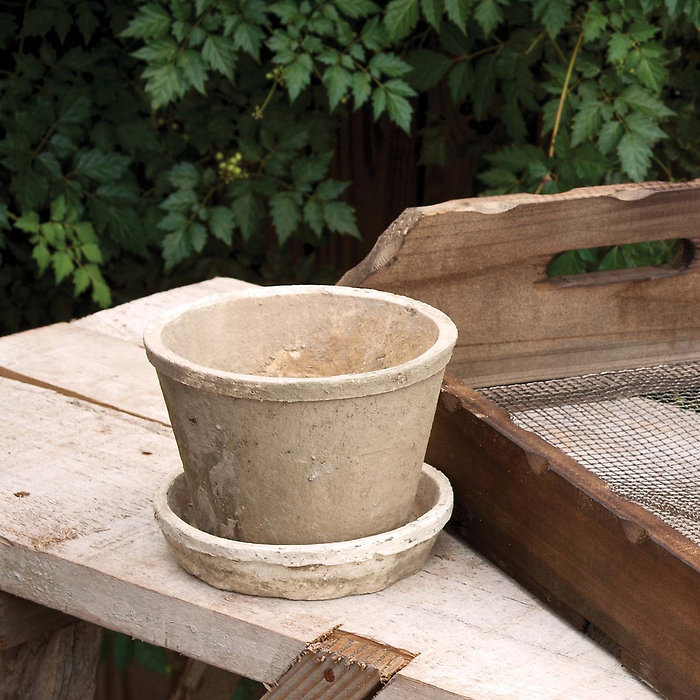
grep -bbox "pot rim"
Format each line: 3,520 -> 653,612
143,285 -> 458,401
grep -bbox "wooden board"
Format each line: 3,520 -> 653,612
0,280 -> 657,699
340,180 -> 700,387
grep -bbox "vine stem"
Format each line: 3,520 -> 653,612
547,27 -> 584,159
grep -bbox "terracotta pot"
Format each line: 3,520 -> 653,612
144,285 -> 457,545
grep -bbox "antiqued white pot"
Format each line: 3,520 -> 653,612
153,464 -> 453,599
144,285 -> 457,545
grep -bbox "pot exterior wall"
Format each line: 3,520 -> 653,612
157,372 -> 444,545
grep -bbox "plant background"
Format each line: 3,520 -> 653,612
1,0 -> 698,695
1,0 -> 698,336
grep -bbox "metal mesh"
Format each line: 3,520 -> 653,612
480,361 -> 700,546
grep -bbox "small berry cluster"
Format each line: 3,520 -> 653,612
265,66 -> 285,85
215,152 -> 247,183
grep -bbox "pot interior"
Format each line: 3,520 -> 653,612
160,292 -> 440,378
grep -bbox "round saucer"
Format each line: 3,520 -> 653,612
153,463 -> 453,600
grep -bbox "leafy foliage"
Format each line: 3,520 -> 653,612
1,0 -> 698,333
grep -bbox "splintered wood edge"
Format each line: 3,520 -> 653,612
439,372 -> 700,572
264,627 -> 416,698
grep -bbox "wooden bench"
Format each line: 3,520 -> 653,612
0,280 -> 658,697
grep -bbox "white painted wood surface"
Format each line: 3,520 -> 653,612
0,278 -> 657,699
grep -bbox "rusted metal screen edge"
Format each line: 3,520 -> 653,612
263,628 -> 415,700
440,374 -> 700,570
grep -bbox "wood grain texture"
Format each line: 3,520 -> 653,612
0,323 -> 168,424
0,620 -> 102,700
0,373 -> 655,699
0,592 -> 73,650
72,277 -> 256,347
168,658 -> 241,700
340,180 -> 700,386
427,375 -> 700,700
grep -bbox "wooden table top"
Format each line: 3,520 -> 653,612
0,278 -> 656,699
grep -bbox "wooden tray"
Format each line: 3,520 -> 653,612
341,180 -> 700,700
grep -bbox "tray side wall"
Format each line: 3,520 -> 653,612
340,180 -> 700,386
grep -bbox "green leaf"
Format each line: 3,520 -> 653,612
15,211 -> 40,233
625,112 -> 667,141
421,0 -> 444,28
232,191 -> 263,241
12,171 -> 49,213
478,166 -> 519,190
372,86 -> 387,119
385,90 -> 413,132
323,201 -> 360,238
304,198 -> 324,236
75,150 -> 130,182
608,34 -> 632,62
132,37 -> 178,62
628,22 -> 659,42
208,206 -> 234,244
474,0 -> 502,35
73,266 -> 90,295
32,243 -> 51,274
548,250 -> 586,276
41,222 -> 65,246
161,188 -> 198,214
584,3 -> 607,42
76,4 -> 99,43
618,131 -> 652,180
384,0 -> 420,40
444,0 -> 471,31
571,143 -> 610,181
316,180 -> 349,200
336,0 -> 380,17
617,85 -> 674,118
408,49 -> 452,91
571,98 -> 601,146
60,96 -> 91,125
323,65 -> 352,110
168,163 -> 200,189
628,44 -> 667,92
233,22 -> 264,62
270,192 -> 301,245
121,4 -> 171,38
352,72 -> 372,108
178,50 -> 208,94
86,265 -> 111,308
599,120 -> 623,154
533,0 -> 573,38
73,221 -> 97,244
448,62 -> 473,102
472,55 -> 496,120
598,246 -> 626,271
0,204 -> 8,230
52,251 -> 74,284
202,35 -> 235,80
158,211 -> 188,232
370,53 -> 413,77
80,242 -> 103,264
50,196 -> 67,222
285,55 -> 313,101
142,63 -> 186,108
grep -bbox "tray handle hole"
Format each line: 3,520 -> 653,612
546,238 -> 694,287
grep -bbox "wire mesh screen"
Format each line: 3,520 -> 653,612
480,361 -> 700,546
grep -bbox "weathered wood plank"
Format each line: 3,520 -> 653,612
0,377 -> 655,699
340,180 -> 700,386
0,620 -> 102,700
0,592 -> 73,650
72,277 -> 255,346
0,323 -> 168,424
